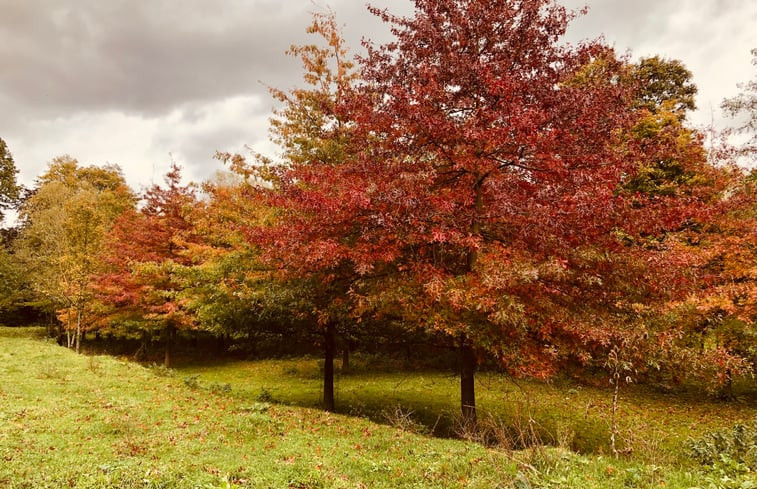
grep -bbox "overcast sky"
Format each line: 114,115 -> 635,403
1,0 -> 755,210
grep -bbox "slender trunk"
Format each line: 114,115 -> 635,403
610,371 -> 620,456
66,309 -> 73,349
341,347 -> 349,374
164,323 -> 174,368
461,343 -> 477,427
723,368 -> 734,400
56,319 -> 64,346
323,323 -> 336,412
75,307 -> 82,354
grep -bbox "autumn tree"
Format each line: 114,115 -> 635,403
178,171 -> 289,351
663,167 -> 757,395
16,157 -> 134,350
615,53 -> 755,393
227,11 -> 363,412
281,0 -> 727,425
97,164 -> 199,367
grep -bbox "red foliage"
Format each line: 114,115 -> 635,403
251,1 -> 735,413
97,164 -> 199,335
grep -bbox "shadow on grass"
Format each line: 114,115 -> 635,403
96,345 -> 756,460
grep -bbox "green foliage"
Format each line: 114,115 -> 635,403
631,56 -> 698,118
183,374 -> 201,389
0,137 -> 20,221
685,421 -> 757,489
687,420 -> 757,469
256,387 -> 277,403
0,242 -> 26,313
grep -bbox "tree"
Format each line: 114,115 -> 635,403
671,168 -> 757,394
722,48 -> 757,158
179,171 -> 288,350
0,239 -> 26,318
306,0 -> 721,424
16,157 -> 134,350
0,137 -> 20,223
346,0 -> 630,424
630,56 -> 697,119
227,11 -> 363,412
97,164 -> 199,367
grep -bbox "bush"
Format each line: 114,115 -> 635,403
685,420 -> 756,488
686,419 -> 756,469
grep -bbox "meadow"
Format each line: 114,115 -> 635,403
1,327 -> 754,488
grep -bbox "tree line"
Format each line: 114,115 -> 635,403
0,0 -> 755,423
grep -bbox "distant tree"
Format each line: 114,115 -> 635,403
631,56 -> 697,119
180,172 -> 282,346
722,48 -> 757,158
0,137 -> 20,223
16,156 -> 134,350
97,164 -> 198,367
671,168 -> 757,394
0,242 -> 24,313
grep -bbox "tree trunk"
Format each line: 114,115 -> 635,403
459,179 -> 483,426
461,343 -> 477,427
66,308 -> 74,349
323,323 -> 336,412
164,323 -> 174,368
75,307 -> 82,354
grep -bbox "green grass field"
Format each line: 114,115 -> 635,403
0,327 -> 754,488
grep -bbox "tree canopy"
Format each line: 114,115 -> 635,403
0,137 -> 20,222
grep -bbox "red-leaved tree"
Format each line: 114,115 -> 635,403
249,0 -> 725,423
97,164 -> 199,367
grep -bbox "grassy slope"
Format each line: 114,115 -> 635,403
0,327 -> 753,488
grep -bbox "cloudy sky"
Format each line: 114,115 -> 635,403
1,0 -> 755,206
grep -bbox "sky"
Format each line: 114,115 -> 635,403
1,0 -> 755,212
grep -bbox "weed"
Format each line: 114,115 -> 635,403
239,402 -> 270,414
37,362 -> 63,379
686,419 -> 757,469
149,363 -> 174,377
86,355 -> 103,375
208,382 -> 232,394
382,404 -> 431,435
183,374 -> 201,389
256,387 -> 276,403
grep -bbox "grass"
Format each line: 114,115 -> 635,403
170,353 -> 755,459
0,326 -> 754,488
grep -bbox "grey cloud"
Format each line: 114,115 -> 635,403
1,0 -> 754,195
0,0 -> 407,121
0,0 -> 321,118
